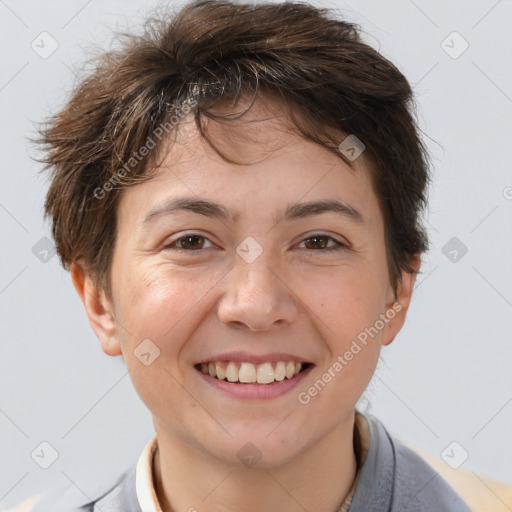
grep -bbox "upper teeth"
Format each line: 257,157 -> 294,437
199,361 -> 303,384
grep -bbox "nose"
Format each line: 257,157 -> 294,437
217,256 -> 298,331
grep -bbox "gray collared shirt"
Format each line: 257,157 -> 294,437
30,413 -> 471,512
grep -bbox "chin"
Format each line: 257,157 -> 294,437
205,427 -> 306,469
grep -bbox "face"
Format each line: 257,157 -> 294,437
77,96 -> 415,468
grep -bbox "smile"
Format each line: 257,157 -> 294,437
195,361 -> 312,385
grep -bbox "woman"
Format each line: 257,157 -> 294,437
12,1 -> 512,510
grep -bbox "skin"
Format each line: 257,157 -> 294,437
71,95 -> 418,512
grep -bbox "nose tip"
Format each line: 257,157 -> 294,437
223,303 -> 289,332
217,262 -> 298,331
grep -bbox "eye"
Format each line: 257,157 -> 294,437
165,234 -> 215,251
163,233 -> 347,253
297,234 -> 347,252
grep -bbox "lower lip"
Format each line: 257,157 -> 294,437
195,365 -> 314,400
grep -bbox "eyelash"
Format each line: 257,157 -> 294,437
164,233 -> 348,254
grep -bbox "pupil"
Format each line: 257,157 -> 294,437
308,236 -> 326,249
183,235 -> 202,249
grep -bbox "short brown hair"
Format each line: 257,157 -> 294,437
37,0 -> 430,298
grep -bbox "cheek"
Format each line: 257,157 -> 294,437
301,261 -> 388,397
113,264 -> 223,355
301,277 -> 385,411
111,267 -> 203,421
117,274 -> 180,339
306,265 -> 389,339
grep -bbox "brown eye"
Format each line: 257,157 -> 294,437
298,235 -> 346,252
304,236 -> 329,249
172,235 -> 208,250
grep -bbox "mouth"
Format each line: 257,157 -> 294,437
194,361 -> 313,385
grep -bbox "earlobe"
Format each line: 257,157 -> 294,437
381,255 -> 421,347
70,263 -> 122,357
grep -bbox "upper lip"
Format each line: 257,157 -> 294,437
196,351 -> 313,365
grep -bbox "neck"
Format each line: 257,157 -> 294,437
152,412 -> 358,512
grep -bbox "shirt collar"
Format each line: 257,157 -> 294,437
135,434 -> 162,512
135,413 -> 370,512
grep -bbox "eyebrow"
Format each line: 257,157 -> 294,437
142,197 -> 365,225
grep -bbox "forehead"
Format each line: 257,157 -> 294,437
117,95 -> 380,227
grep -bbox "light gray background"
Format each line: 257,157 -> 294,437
1,0 -> 511,507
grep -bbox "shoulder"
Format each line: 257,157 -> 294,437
368,414 -> 512,512
3,467 -> 135,512
361,414 -> 472,511
391,436 -> 472,511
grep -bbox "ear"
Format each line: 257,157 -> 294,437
70,263 -> 122,356
381,254 -> 421,347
